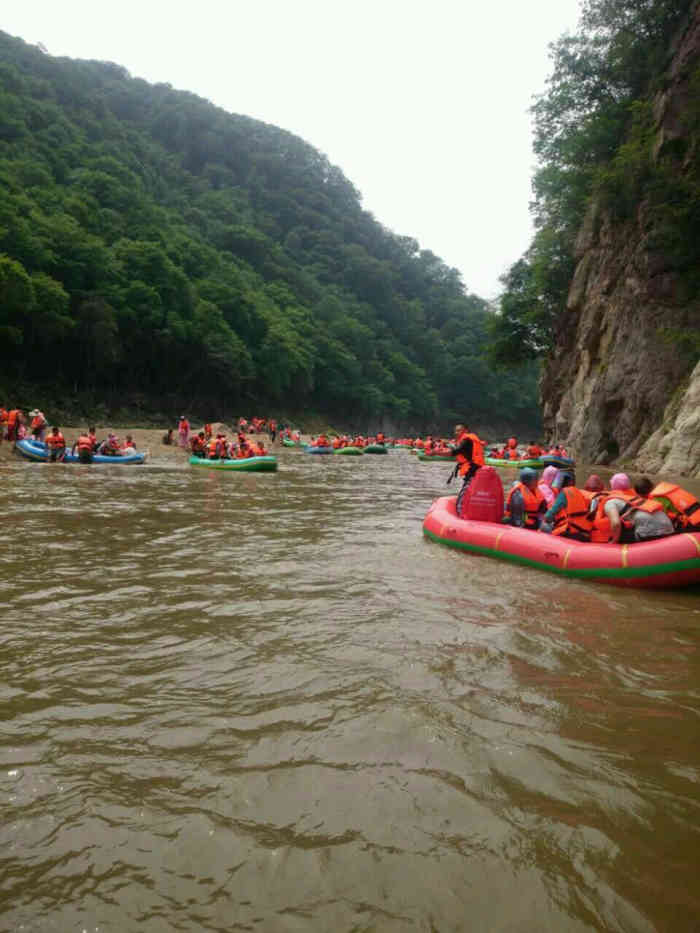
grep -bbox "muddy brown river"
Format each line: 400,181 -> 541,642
1,448 -> 699,932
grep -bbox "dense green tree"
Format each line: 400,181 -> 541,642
0,30 -> 541,429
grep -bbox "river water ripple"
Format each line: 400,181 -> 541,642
1,450 -> 699,932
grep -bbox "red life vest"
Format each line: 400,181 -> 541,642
46,432 -> 65,448
77,434 -> 93,452
650,482 -> 700,529
508,448 -> 519,461
505,482 -> 545,529
551,487 -> 594,541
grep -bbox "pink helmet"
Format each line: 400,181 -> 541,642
541,465 -> 558,486
610,472 -> 631,490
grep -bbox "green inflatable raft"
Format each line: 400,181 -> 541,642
282,437 -> 300,447
485,457 -> 544,469
189,455 -> 278,472
364,444 -> 388,454
417,453 -> 454,462
334,446 -> 364,455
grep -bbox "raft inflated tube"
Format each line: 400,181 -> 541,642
189,455 -> 277,472
418,453 -> 454,462
15,438 -> 146,464
334,446 -> 364,455
423,496 -> 700,589
282,437 -> 299,447
485,457 -> 544,469
305,445 -> 334,455
542,455 -> 576,469
364,444 -> 388,454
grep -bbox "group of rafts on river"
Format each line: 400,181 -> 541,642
4,407 -> 700,590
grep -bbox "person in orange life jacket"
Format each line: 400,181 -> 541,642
45,426 -> 66,461
504,468 -> 546,529
452,423 -> 485,515
72,430 -> 95,464
540,471 -> 593,541
315,434 -> 329,447
237,438 -> 254,458
6,408 -> 22,442
376,432 -> 385,444
526,441 -> 542,458
638,476 -> 700,531
204,423 -> 212,440
590,473 -> 674,543
0,404 -> 7,443
98,433 -> 122,456
29,409 -> 47,441
190,432 -> 206,456
122,434 -> 136,454
508,446 -> 520,461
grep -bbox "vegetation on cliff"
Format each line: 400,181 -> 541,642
491,0 -> 699,365
0,31 -> 539,427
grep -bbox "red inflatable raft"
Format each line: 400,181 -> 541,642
423,496 -> 700,589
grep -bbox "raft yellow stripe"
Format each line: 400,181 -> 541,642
621,545 -> 629,568
684,533 -> 700,556
495,531 -> 504,551
563,548 -> 572,570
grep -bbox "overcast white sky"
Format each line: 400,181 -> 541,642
3,0 -> 581,298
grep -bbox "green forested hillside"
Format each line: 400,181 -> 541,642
0,31 -> 539,427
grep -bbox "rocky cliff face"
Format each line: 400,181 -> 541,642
541,6 -> 700,477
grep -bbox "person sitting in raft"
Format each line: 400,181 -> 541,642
581,474 -> 604,502
451,424 -> 485,515
72,430 -> 95,464
237,438 -> 254,458
376,432 -> 386,445
45,426 -> 66,462
191,431 -> 206,457
540,471 -> 593,541
162,427 -> 174,445
538,465 -> 558,507
507,443 -> 520,461
315,434 -> 329,447
98,433 -> 122,456
526,441 -> 542,458
588,473 -> 675,544
207,434 -> 227,459
503,467 -> 546,529
641,477 -> 700,531
122,434 -> 136,454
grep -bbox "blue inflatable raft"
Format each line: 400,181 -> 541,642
15,438 -> 146,465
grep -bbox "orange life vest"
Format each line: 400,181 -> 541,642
0,408 -> 7,424
527,445 -> 540,458
8,409 -> 19,426
208,438 -> 220,458
650,482 -> 700,529
508,448 -> 519,461
455,431 -> 485,476
77,434 -> 93,452
46,432 -> 65,448
505,482 -> 545,529
507,437 -> 516,449
551,487 -> 594,541
590,490 -> 664,542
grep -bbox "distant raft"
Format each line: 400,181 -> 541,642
282,437 -> 300,447
418,453 -> 454,462
305,445 -> 334,455
189,455 -> 277,472
542,455 -> 576,469
364,444 -> 388,454
423,495 -> 700,589
485,457 -> 544,469
15,438 -> 146,465
334,446 -> 364,455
